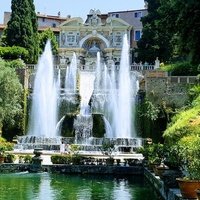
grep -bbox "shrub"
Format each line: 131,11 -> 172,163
140,142 -> 164,165
4,153 -> 16,163
0,46 -> 28,61
178,135 -> 200,180
24,155 -> 32,163
51,154 -> 71,164
163,62 -> 198,76
0,137 -> 14,155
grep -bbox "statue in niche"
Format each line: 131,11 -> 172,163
109,33 -> 113,46
61,32 -> 66,46
89,9 -> 101,26
76,34 -> 80,44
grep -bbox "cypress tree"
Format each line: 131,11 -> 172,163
4,0 -> 39,63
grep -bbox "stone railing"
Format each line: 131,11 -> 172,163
130,64 -> 155,71
26,64 -> 156,71
169,76 -> 199,84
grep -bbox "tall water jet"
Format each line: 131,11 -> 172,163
115,34 -> 133,138
115,34 -> 134,138
27,40 -> 58,137
106,34 -> 136,138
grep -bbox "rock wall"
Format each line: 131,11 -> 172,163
144,71 -> 198,108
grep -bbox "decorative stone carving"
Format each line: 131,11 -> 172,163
92,29 -> 97,36
89,9 -> 101,26
61,32 -> 66,46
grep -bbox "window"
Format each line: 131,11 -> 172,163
55,35 -> 59,42
134,12 -> 142,18
42,17 -> 45,22
112,13 -> 119,18
52,23 -> 56,28
134,30 -> 141,41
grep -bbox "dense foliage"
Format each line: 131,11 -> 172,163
0,46 -> 28,61
135,0 -> 173,64
158,0 -> 200,65
163,84 -> 200,144
160,62 -> 199,76
0,58 -> 23,139
135,0 -> 200,66
2,0 -> 39,64
39,29 -> 58,55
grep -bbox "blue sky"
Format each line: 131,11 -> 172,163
0,0 -> 145,23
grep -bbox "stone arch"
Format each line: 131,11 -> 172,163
82,37 -> 106,52
79,33 -> 109,49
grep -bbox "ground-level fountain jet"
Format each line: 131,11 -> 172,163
27,40 -> 58,137
114,34 -> 134,138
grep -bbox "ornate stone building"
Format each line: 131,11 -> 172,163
58,9 -> 132,69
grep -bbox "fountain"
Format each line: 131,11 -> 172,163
114,34 -> 133,138
27,40 -> 58,138
15,34 -> 145,153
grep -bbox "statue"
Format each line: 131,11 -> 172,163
155,57 -> 160,69
89,9 -> 101,26
61,32 -> 66,46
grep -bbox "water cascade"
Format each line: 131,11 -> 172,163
65,52 -> 78,94
79,71 -> 95,115
16,34 -> 143,152
91,35 -> 138,138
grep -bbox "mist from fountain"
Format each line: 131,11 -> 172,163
27,40 -> 58,137
65,52 -> 78,94
79,71 -> 95,115
19,35 -> 141,152
91,34 -> 137,138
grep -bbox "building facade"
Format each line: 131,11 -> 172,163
58,9 -> 132,69
0,3 -> 148,65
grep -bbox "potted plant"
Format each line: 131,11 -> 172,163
0,137 -> 14,163
176,135 -> 200,199
100,140 -> 116,166
67,144 -> 84,165
0,146 -> 5,163
18,154 -> 25,163
162,144 -> 183,191
4,153 -> 16,163
138,142 -> 163,171
24,155 -> 32,163
195,189 -> 200,200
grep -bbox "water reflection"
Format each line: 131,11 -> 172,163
0,173 -> 159,200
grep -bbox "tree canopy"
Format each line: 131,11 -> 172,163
158,0 -> 200,65
39,29 -> 58,55
135,0 -> 173,64
3,0 -> 39,64
135,0 -> 200,65
0,58 -> 23,135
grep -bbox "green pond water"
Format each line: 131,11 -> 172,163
0,173 -> 160,200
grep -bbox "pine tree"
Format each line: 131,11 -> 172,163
4,0 -> 39,63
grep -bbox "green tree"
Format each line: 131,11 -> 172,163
3,0 -> 39,64
158,0 -> 200,65
39,29 -> 58,55
135,0 -> 173,64
0,58 -> 23,138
